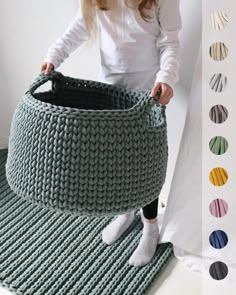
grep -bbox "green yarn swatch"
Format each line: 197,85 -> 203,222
209,136 -> 228,155
0,149 -> 173,295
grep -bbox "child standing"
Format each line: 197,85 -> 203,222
41,0 -> 182,267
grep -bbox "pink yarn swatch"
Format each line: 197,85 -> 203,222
209,199 -> 228,217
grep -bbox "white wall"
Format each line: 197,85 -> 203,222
0,0 -> 100,138
0,0 -> 201,136
179,0 -> 201,92
0,0 -> 201,200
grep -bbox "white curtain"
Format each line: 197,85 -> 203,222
158,41 -> 202,262
156,40 -> 236,287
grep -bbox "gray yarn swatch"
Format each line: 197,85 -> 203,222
209,105 -> 228,123
209,261 -> 228,280
209,73 -> 227,92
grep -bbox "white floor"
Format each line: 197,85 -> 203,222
0,258 -> 225,295
0,258 -> 203,295
1,257 -> 235,295
0,138 -> 234,295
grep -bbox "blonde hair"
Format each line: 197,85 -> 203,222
81,0 -> 159,40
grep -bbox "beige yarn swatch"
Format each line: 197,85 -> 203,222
209,42 -> 228,61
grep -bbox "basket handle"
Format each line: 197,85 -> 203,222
25,70 -> 64,95
140,89 -> 166,116
150,89 -> 162,105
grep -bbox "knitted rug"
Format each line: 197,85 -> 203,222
0,149 -> 173,295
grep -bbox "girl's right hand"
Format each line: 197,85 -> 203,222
41,62 -> 54,75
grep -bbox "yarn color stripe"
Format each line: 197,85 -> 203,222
209,230 -> 228,249
209,42 -> 228,61
209,199 -> 228,217
5,71 -> 168,216
209,11 -> 229,30
209,167 -> 228,186
0,149 -> 173,295
209,73 -> 227,92
209,136 -> 228,155
209,262 -> 228,280
209,105 -> 228,123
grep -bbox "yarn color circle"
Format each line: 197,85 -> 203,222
209,261 -> 228,280
209,42 -> 228,61
209,136 -> 228,155
209,105 -> 228,124
209,230 -> 228,249
209,11 -> 229,31
209,167 -> 228,186
209,73 -> 227,93
209,198 -> 228,218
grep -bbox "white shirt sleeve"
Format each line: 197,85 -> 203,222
155,0 -> 182,89
44,3 -> 88,69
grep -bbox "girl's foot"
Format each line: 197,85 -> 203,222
102,211 -> 135,245
128,218 -> 160,267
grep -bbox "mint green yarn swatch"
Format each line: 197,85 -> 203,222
0,149 -> 173,295
5,71 -> 168,216
209,136 -> 228,155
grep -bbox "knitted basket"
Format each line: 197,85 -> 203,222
5,70 -> 168,216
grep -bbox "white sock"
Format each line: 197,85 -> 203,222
102,211 -> 135,245
129,218 -> 160,267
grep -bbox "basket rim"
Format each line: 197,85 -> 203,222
23,71 -> 158,119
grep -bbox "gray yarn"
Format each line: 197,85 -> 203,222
209,105 -> 228,124
209,73 -> 227,92
5,71 -> 168,216
0,149 -> 174,295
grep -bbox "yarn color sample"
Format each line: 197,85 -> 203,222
209,167 -> 228,186
209,230 -> 228,249
209,73 -> 227,92
209,42 -> 228,61
209,136 -> 228,155
209,198 -> 228,218
209,11 -> 229,31
209,261 -> 228,280
209,105 -> 228,124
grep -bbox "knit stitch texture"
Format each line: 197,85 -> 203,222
0,149 -> 173,295
5,71 -> 168,216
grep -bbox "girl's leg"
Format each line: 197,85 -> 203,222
142,198 -> 159,222
129,198 -> 160,267
102,211 -> 135,245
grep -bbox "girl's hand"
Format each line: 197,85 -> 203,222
40,62 -> 54,75
151,82 -> 173,105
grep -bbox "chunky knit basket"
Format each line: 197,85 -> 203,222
5,70 -> 168,216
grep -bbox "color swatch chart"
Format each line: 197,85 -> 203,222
202,0 -> 236,289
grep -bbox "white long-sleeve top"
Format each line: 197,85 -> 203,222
44,0 -> 182,91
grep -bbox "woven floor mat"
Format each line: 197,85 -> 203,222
0,149 -> 173,295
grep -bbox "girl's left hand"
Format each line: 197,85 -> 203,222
151,82 -> 173,105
